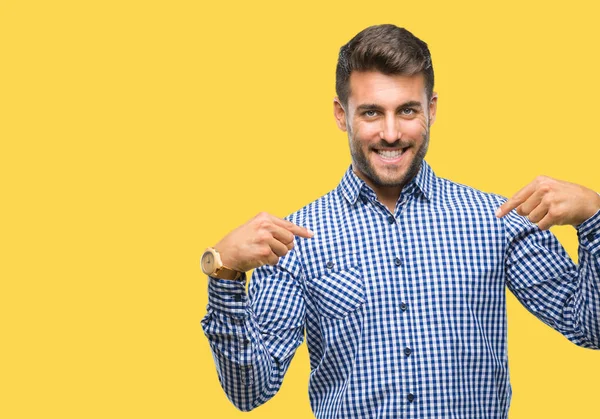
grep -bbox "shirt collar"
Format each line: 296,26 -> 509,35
339,160 -> 436,205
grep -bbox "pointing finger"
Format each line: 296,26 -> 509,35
496,181 -> 537,218
272,217 -> 314,238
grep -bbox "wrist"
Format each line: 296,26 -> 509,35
201,247 -> 244,280
214,245 -> 236,270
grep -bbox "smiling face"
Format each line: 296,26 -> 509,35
334,71 -> 437,197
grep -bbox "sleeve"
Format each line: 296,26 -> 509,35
502,203 -> 600,349
200,248 -> 306,411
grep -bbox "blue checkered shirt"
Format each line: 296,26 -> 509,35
202,161 -> 600,418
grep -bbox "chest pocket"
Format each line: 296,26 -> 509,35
306,253 -> 365,319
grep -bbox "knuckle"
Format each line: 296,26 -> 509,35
547,208 -> 562,219
256,231 -> 271,242
259,247 -> 272,258
256,211 -> 270,221
257,219 -> 271,230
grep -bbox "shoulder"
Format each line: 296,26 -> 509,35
434,176 -> 508,210
435,176 -> 541,239
284,187 -> 346,232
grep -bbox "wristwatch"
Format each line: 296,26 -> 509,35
201,247 -> 244,281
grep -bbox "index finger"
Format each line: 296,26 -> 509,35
496,182 -> 535,218
272,217 -> 314,238
495,181 -> 537,218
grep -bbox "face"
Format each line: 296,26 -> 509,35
334,71 -> 437,194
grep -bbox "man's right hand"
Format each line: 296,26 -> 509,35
214,212 -> 314,273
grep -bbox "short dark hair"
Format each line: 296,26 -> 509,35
335,24 -> 434,107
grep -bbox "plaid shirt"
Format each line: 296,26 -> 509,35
202,161 -> 600,418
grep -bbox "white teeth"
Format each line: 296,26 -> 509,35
377,149 -> 403,158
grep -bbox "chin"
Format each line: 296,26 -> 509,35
377,175 -> 409,187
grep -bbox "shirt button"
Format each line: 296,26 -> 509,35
400,303 -> 408,311
407,393 -> 415,403
326,261 -> 334,269
586,233 -> 596,242
404,347 -> 412,356
387,215 -> 396,224
234,294 -> 243,302
394,257 -> 402,266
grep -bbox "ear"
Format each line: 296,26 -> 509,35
428,92 -> 438,127
333,98 -> 348,132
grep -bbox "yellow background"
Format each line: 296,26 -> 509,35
2,0 -> 599,418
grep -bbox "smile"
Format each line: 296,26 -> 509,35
374,148 -> 407,162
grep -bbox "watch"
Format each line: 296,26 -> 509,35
201,247 -> 244,281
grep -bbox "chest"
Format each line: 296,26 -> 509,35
299,202 -> 506,319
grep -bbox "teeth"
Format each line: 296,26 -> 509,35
377,149 -> 403,158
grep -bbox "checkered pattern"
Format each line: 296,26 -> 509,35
201,161 -> 600,418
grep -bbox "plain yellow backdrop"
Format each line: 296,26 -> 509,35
2,0 -> 599,418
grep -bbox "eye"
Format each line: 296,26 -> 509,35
400,108 -> 416,116
363,110 -> 378,117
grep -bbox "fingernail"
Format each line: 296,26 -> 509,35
495,208 -> 501,217
307,229 -> 314,236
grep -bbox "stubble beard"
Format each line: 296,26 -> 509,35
349,127 -> 430,189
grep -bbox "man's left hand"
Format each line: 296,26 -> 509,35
495,175 -> 600,230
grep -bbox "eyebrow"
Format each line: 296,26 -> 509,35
356,101 -> 423,113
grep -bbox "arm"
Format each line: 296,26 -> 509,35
201,250 -> 306,411
200,212 -> 313,411
500,205 -> 600,348
496,175 -> 600,348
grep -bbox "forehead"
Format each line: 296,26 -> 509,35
348,71 -> 427,106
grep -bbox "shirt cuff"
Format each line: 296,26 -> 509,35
207,273 -> 248,317
576,208 -> 600,255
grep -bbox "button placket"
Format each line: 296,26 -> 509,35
240,365 -> 254,386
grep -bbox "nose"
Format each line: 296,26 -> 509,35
380,114 -> 401,144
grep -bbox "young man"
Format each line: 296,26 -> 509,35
201,24 -> 600,418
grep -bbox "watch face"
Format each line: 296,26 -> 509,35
201,252 -> 215,274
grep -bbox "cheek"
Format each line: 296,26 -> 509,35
401,118 -> 428,137
353,121 -> 380,140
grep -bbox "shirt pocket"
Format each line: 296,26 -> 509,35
306,253 -> 365,319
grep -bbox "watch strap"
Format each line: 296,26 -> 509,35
212,265 -> 244,281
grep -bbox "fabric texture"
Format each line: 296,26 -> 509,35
201,161 -> 600,418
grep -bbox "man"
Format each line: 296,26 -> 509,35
200,24 -> 600,418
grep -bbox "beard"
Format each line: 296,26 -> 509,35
349,127 -> 430,189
